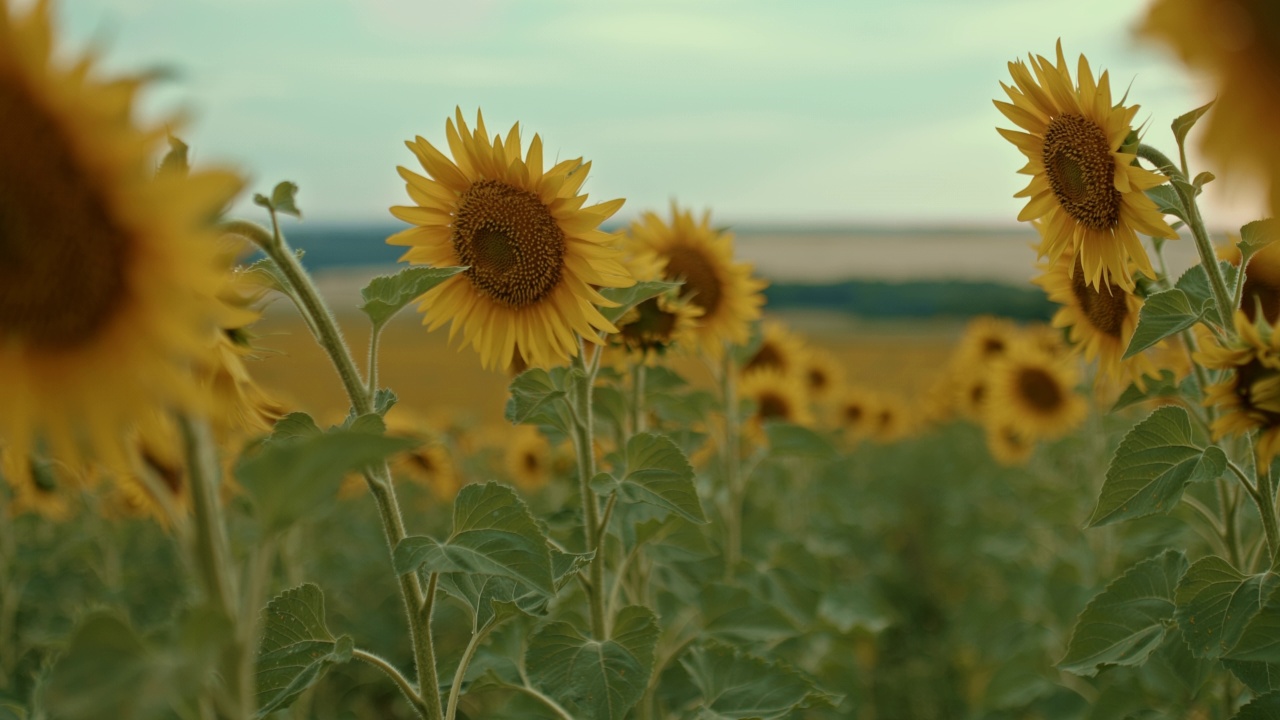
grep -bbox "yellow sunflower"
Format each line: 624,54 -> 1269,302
801,345 -> 846,401
629,203 -> 767,357
739,368 -> 814,445
0,0 -> 243,482
1033,245 -> 1159,389
611,248 -> 702,359
1141,0 -> 1280,215
955,316 -> 1020,368
868,394 -> 912,444
388,108 -> 634,371
837,386 -> 880,440
742,320 -> 809,378
985,422 -> 1035,467
985,344 -> 1087,441
1197,311 -> 1280,466
386,409 -> 460,502
506,425 -> 551,493
997,41 -> 1177,290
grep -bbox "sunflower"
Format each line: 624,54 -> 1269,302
1198,311 -> 1280,466
0,0 -> 244,482
739,368 -> 814,445
388,108 -> 634,371
742,321 -> 809,378
985,344 -> 1087,441
985,422 -> 1035,467
955,316 -> 1020,368
386,409 -> 460,502
506,425 -> 551,493
629,203 -> 767,357
837,386 -> 880,440
611,248 -> 702,359
996,41 -> 1177,290
869,394 -> 912,444
1238,242 -> 1280,325
801,345 -> 846,400
1033,245 -> 1158,388
1142,0 -> 1280,215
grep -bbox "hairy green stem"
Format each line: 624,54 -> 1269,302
571,345 -> 607,639
446,622 -> 495,720
631,362 -> 647,436
354,648 -> 428,715
368,328 -> 383,398
1257,438 -> 1280,570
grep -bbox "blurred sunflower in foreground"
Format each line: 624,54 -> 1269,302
0,0 -> 243,482
1197,311 -> 1280,467
996,41 -> 1176,291
1141,0 -> 1280,215
389,108 -> 634,371
629,204 -> 767,358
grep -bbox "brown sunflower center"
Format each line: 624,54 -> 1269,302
843,403 -> 864,424
1069,257 -> 1129,337
663,244 -> 723,315
1236,359 -> 1280,422
141,449 -> 185,497
0,75 -> 130,349
745,341 -> 784,372
981,337 -> 1007,358
452,179 -> 565,308
1042,114 -> 1121,231
757,392 -> 790,421
807,367 -> 828,391
409,451 -> 437,475
523,451 -> 540,473
970,381 -> 987,407
620,298 -> 678,351
1016,366 -> 1064,412
1243,246 -> 1280,324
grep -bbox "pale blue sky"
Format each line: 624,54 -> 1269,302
56,0 -> 1263,227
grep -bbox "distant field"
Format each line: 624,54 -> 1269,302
248,272 -> 965,424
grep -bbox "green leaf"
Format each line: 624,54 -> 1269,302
1125,288 -> 1203,358
600,433 -> 706,524
1176,261 -> 1239,326
1058,550 -> 1188,675
1193,171 -> 1216,189
255,584 -> 352,716
1109,369 -> 1181,412
1234,690 -> 1280,720
271,181 -> 302,218
1174,556 -> 1280,659
681,641 -> 839,719
764,422 -> 836,460
1146,185 -> 1188,224
243,254 -> 298,297
237,417 -> 417,534
44,612 -> 153,720
598,280 -> 682,324
1225,660 -> 1280,695
1087,407 -> 1226,526
526,606 -> 658,720
158,134 -> 189,177
373,387 -> 398,415
0,704 -> 25,720
505,368 -> 573,433
701,584 -> 797,643
394,482 -> 554,596
358,266 -> 467,328
1241,219 -> 1280,266
1171,101 -> 1214,152
270,412 -> 322,440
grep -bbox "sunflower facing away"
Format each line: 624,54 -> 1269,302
0,0 -> 243,480
629,204 -> 767,357
1142,0 -> 1280,215
389,108 -> 634,371
985,343 -> 1087,442
1198,311 -> 1280,467
997,41 -> 1177,290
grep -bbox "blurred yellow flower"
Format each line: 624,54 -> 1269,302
1197,311 -> 1280,467
985,344 -> 1086,442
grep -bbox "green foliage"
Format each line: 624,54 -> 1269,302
1176,261 -> 1240,326
1110,369 -> 1196,412
526,607 -> 659,719
593,432 -> 706,524
1240,219 -> 1280,267
1125,288 -> 1204,358
1058,550 -> 1187,676
358,266 -> 466,329
253,180 -> 302,218
1174,557 -> 1280,663
505,367 -> 574,433
1087,407 -> 1226,527
255,584 -> 353,716
680,641 -> 838,718
43,612 -> 153,720
598,280 -> 683,324
1171,101 -> 1214,153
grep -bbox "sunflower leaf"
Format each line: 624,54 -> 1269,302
393,482 -> 555,596
359,266 -> 467,329
1124,288 -> 1200,358
1087,406 -> 1225,527
243,253 -> 302,297
599,280 -> 682,324
505,368 -> 573,432
1174,555 -> 1280,663
1175,261 -> 1239,326
43,612 -> 153,720
1171,100 -> 1215,154
1235,691 -> 1280,720
1058,550 -> 1187,676
1239,219 -> 1280,267
271,181 -> 302,218
254,584 -> 352,716
764,422 -> 837,461
1146,185 -> 1188,225
606,433 -> 706,524
1109,369 -> 1181,412
681,640 -> 841,718
526,607 -> 659,720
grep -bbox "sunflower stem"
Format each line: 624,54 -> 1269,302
1137,143 -> 1234,329
354,648 -> 429,716
368,327 -> 382,398
571,343 -> 608,639
631,362 -> 647,436
721,346 -> 743,579
445,619 -> 495,720
1255,437 -> 1280,571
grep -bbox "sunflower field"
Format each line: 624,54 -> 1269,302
5,0 -> 1280,718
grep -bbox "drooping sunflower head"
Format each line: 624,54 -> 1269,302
1197,311 -> 1280,466
506,424 -> 551,493
996,41 -> 1177,290
1033,244 -> 1157,389
985,343 -> 1087,442
629,203 -> 767,358
740,368 -> 814,444
742,320 -> 809,378
389,108 -> 635,371
0,0 -> 244,479
1141,0 -> 1280,215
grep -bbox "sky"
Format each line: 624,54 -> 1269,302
54,0 -> 1267,228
